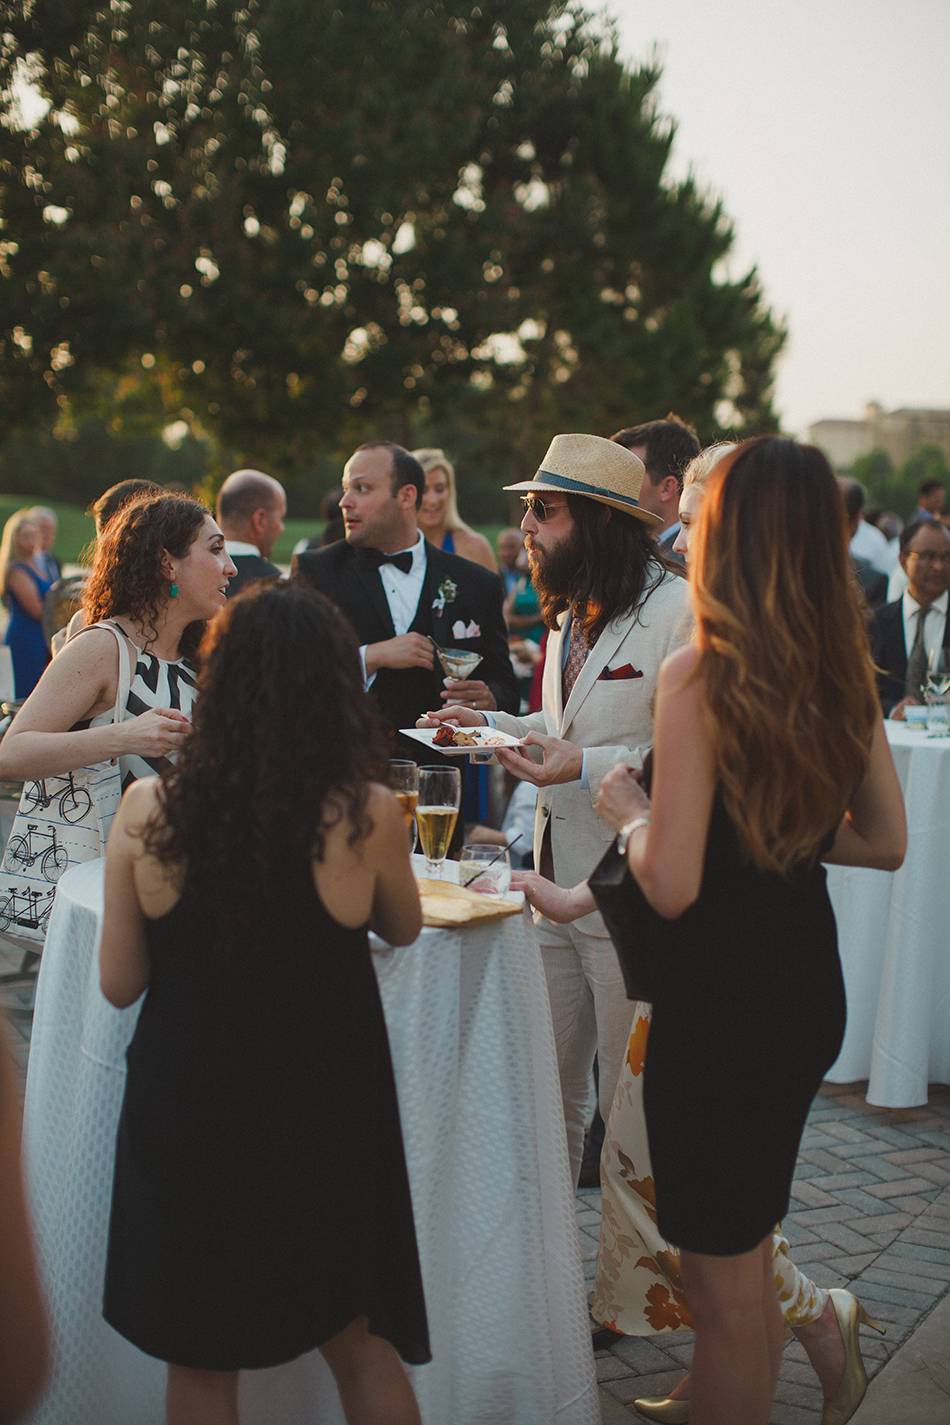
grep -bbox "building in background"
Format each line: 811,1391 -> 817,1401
810,403 -> 950,470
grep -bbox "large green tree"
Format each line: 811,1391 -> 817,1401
0,0 -> 784,500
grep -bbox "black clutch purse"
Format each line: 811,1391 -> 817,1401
588,842 -> 654,1003
588,749 -> 654,1003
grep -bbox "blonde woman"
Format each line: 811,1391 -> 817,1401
411,448 -> 498,571
515,438 -> 905,1419
0,510 -> 51,698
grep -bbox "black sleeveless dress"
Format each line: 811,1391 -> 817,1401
103,865 -> 430,1370
642,792 -> 846,1256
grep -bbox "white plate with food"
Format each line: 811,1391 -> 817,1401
399,725 -> 526,758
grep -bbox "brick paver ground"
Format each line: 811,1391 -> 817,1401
580,1081 -> 950,1423
3,930 -> 948,1425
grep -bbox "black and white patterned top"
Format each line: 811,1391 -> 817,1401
90,622 -> 199,790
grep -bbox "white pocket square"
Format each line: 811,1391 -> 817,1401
452,619 -> 480,639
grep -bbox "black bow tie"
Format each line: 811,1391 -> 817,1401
360,547 -> 414,575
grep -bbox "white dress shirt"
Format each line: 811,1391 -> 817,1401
224,539 -> 264,557
360,532 -> 427,688
901,588 -> 948,665
850,519 -> 891,575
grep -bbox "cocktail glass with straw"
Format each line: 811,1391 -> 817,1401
416,765 -> 461,876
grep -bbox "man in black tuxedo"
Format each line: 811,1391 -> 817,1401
870,517 -> 950,717
292,442 -> 518,769
216,469 -> 286,597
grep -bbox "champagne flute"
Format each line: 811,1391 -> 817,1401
389,761 -> 419,852
416,765 -> 461,877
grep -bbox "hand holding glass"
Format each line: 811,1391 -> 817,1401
459,843 -> 511,896
416,766 -> 461,876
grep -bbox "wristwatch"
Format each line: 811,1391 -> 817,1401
617,816 -> 650,854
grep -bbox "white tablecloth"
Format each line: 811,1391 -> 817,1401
23,857 -> 598,1425
826,722 -> 950,1107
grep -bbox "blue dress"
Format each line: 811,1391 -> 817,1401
4,562 -> 52,698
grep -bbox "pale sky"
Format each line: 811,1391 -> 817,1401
609,0 -> 950,436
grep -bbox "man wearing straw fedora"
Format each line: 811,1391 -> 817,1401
421,433 -> 688,1185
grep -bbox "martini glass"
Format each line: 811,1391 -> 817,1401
435,647 -> 483,682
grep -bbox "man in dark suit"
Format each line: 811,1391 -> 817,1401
216,469 -> 286,596
611,416 -> 701,566
870,516 -> 950,717
838,477 -> 889,608
293,442 -> 518,768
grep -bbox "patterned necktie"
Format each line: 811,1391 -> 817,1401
562,613 -> 591,704
905,607 -> 928,702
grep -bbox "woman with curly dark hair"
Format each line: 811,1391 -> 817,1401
0,492 -> 235,788
97,581 -> 428,1425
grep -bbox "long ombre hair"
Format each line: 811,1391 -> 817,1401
691,437 -> 878,874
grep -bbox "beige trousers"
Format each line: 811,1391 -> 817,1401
536,916 -> 638,1189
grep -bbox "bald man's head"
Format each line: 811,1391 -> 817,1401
216,469 -> 287,558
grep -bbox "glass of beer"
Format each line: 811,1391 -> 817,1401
389,761 -> 420,851
416,765 -> 461,877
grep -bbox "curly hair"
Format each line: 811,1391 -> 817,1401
82,492 -> 209,664
691,437 -> 879,875
144,581 -> 390,953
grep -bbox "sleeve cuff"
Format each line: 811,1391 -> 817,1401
580,750 -> 590,790
359,645 -> 376,691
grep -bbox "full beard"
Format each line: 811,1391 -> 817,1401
526,523 -> 584,606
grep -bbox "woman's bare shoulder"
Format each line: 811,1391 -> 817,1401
661,642 -> 701,683
454,529 -> 498,571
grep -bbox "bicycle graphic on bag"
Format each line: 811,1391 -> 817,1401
4,823 -> 69,882
22,773 -> 94,825
0,886 -> 55,933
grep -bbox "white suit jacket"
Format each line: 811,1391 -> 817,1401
493,571 -> 689,934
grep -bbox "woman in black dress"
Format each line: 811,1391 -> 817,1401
98,581 -> 429,1425
517,438 -> 906,1425
594,438 -> 906,1424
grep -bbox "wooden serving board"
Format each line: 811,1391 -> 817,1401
416,878 -> 523,928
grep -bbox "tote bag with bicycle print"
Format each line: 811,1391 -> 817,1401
0,622 -> 134,942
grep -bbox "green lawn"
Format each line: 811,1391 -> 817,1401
0,496 -> 97,566
0,494 -> 511,568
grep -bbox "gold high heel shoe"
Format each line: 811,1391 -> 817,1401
821,1288 -> 885,1425
632,1397 -> 689,1423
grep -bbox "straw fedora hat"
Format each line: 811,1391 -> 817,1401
504,433 -> 662,527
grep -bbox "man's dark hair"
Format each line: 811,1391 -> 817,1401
355,442 -> 424,508
611,416 -> 701,490
89,479 -> 161,534
838,477 -> 866,523
919,478 -> 946,499
900,516 -> 950,555
535,495 -> 678,645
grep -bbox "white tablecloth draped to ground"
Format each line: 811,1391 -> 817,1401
22,856 -> 598,1425
826,722 -> 950,1107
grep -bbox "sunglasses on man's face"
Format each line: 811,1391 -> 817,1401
520,494 -> 567,523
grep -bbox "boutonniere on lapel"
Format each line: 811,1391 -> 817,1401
432,578 -> 458,615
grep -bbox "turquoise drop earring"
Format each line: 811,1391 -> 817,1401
169,583 -> 178,597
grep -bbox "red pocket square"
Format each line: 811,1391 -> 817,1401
599,663 -> 643,681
